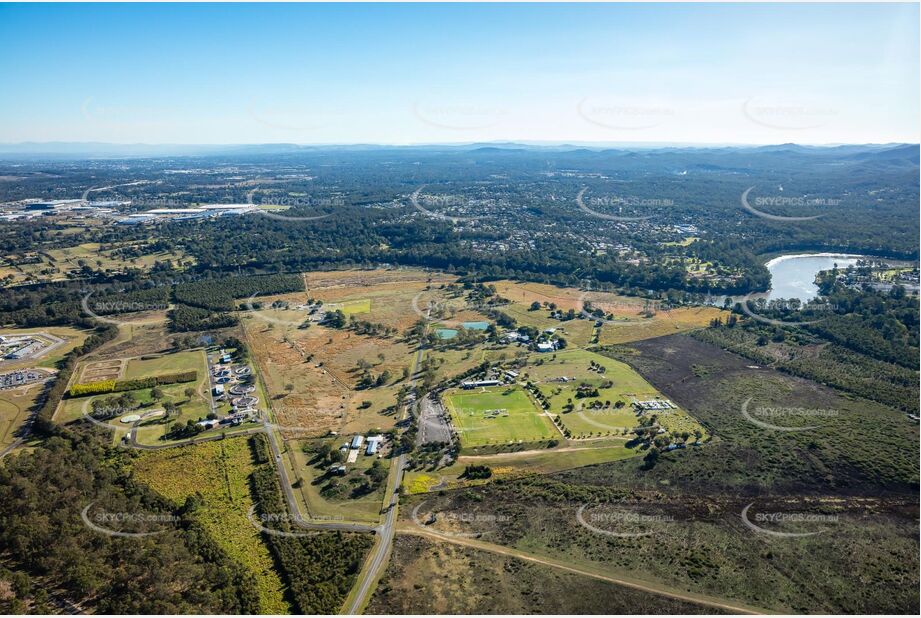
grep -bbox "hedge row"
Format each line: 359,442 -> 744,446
69,370 -> 198,398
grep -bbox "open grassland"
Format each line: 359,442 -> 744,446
123,349 -> 202,379
0,381 -> 43,449
81,312 -> 176,361
444,385 -> 557,449
132,438 -> 291,614
369,534 -> 721,614
489,280 -> 724,345
3,242 -> 188,284
403,439 -> 639,494
597,306 -> 725,345
400,484 -> 917,614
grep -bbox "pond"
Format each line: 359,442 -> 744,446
765,253 -> 867,302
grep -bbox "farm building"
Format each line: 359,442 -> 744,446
461,379 -> 500,389
350,435 -> 365,449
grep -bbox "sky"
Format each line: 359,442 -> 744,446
0,2 -> 918,146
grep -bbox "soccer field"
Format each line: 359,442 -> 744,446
444,386 -> 557,448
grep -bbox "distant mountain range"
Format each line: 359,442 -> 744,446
0,141 -> 915,160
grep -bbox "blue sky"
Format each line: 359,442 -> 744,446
0,2 -> 917,145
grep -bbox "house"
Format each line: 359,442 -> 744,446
365,435 -> 384,455
536,341 -> 555,353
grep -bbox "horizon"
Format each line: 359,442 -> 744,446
1,2 -> 918,145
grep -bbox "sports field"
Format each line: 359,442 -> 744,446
444,385 -> 557,448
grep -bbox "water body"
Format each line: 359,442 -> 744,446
765,253 -> 866,302
461,321 -> 490,330
435,328 -> 458,340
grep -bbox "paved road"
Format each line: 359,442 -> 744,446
343,336 -> 428,614
399,526 -> 768,615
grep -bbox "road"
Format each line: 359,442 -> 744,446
261,415 -> 377,533
398,526 -> 768,615
342,334 -> 428,614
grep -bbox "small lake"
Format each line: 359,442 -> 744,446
765,253 -> 866,302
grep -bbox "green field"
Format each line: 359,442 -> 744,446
328,298 -> 372,315
444,385 -> 557,448
524,348 -> 706,439
123,349 -> 203,379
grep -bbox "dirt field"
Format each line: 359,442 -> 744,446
241,270 -> 454,436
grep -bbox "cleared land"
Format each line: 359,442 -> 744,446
1,242 -> 188,284
242,269 -> 456,436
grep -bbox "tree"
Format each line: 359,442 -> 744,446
151,387 -> 164,401
184,387 -> 196,400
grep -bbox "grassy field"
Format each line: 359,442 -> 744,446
0,382 -> 43,450
521,348 -> 707,439
133,438 -> 291,613
123,349 -> 202,379
444,385 -> 557,448
597,306 -> 725,345
403,439 -> 638,493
